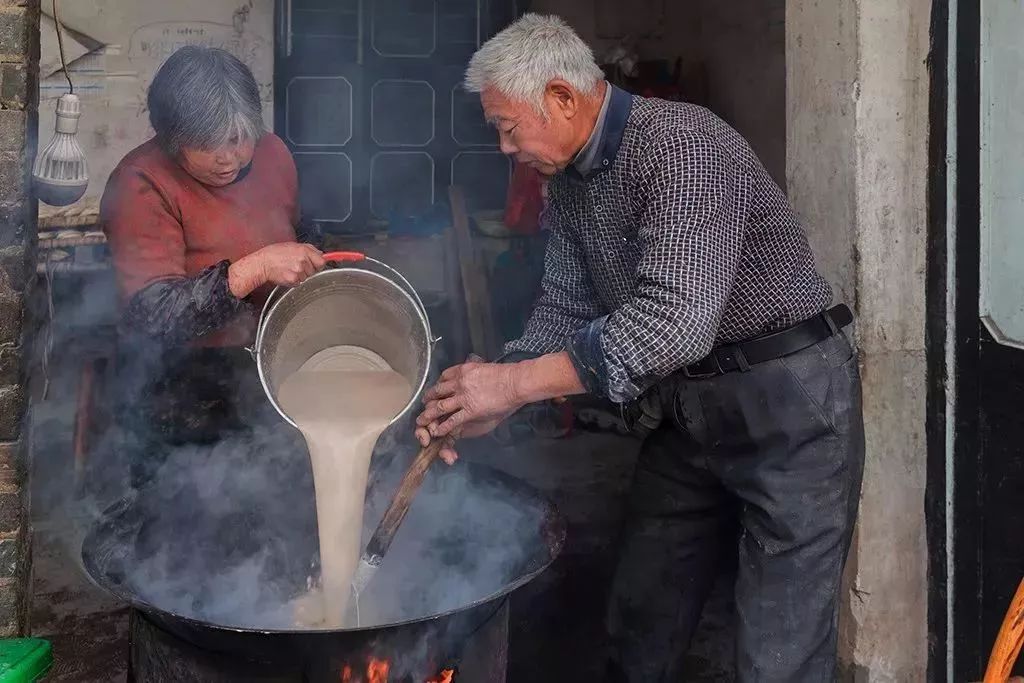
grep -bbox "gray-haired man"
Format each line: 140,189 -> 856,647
416,14 -> 865,681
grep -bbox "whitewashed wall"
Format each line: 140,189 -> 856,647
37,0 -> 274,220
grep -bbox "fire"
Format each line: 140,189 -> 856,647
367,658 -> 390,683
339,659 -> 453,682
338,658 -> 391,682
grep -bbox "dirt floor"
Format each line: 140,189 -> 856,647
30,518 -> 130,682
29,340 -> 130,682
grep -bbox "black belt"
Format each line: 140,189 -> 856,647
681,304 -> 853,379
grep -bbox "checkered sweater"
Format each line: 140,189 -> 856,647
504,95 -> 833,403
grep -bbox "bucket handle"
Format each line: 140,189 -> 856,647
321,251 -> 366,263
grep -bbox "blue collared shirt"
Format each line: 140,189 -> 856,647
571,83 -> 612,177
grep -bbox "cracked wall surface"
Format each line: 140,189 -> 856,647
0,0 -> 39,638
788,0 -> 931,679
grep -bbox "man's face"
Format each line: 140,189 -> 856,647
481,83 -> 580,177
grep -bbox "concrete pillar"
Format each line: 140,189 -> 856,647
0,0 -> 38,637
787,0 -> 931,680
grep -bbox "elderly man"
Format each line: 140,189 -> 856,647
416,13 -> 865,682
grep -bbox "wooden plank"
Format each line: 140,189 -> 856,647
448,186 -> 496,359
442,225 -> 470,365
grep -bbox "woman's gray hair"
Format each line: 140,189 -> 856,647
464,14 -> 604,113
148,46 -> 264,156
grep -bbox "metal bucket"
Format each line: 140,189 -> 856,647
253,251 -> 434,429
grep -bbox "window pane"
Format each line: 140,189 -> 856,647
980,0 -> 1024,347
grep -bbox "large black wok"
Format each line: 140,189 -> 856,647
82,461 -> 565,678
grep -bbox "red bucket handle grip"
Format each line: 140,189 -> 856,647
322,251 -> 366,263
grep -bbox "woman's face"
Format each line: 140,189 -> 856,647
178,136 -> 256,187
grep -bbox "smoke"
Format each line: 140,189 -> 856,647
65,367 -> 552,640
28,48 -> 550,673
358,443 -> 542,626
102,423 -> 320,629
31,235 -> 554,682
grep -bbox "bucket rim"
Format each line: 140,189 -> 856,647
254,266 -> 433,430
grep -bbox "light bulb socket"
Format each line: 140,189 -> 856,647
54,93 -> 81,135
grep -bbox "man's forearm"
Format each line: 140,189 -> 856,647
511,351 -> 587,405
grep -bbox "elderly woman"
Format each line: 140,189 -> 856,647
100,46 -> 324,488
96,47 -> 333,625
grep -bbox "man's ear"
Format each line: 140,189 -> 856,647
546,79 -> 579,120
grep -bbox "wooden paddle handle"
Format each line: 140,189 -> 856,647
983,576 -> 1024,683
363,439 -> 445,562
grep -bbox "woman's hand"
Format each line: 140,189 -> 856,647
229,242 -> 325,298
256,242 -> 326,286
414,356 -> 524,464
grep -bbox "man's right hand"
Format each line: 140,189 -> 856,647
229,242 -> 325,298
414,354 -> 522,464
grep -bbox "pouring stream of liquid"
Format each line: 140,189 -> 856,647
277,346 -> 411,628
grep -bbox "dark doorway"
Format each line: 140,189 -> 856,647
927,0 -> 1024,680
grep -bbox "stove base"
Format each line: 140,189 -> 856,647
128,601 -> 509,683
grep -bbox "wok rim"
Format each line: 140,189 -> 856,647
81,463 -> 567,636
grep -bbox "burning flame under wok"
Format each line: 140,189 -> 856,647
339,658 -> 455,683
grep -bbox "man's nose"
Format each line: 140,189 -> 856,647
498,133 -> 517,156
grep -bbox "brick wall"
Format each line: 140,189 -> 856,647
0,0 -> 38,637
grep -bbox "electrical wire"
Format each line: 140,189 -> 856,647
40,0 -> 76,399
52,0 -> 73,94
41,256 -> 56,401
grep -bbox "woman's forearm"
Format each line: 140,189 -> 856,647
227,253 -> 265,298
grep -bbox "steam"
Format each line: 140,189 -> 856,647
30,79 -> 536,676
359,442 -> 540,625
66,377 -> 547,635
106,423 -> 320,629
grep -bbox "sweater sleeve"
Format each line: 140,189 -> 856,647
503,190 -> 605,359
100,165 -> 250,344
565,131 -> 749,402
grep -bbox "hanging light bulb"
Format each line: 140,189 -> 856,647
32,0 -> 88,206
33,92 -> 88,206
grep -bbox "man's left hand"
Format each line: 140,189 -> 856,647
414,358 -> 524,463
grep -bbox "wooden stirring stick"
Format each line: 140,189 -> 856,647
350,438 -> 446,599
983,576 -> 1024,683
365,438 -> 445,563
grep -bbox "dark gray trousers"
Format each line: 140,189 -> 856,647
606,332 -> 865,682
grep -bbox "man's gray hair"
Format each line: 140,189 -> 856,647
147,45 -> 264,156
465,14 -> 604,112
